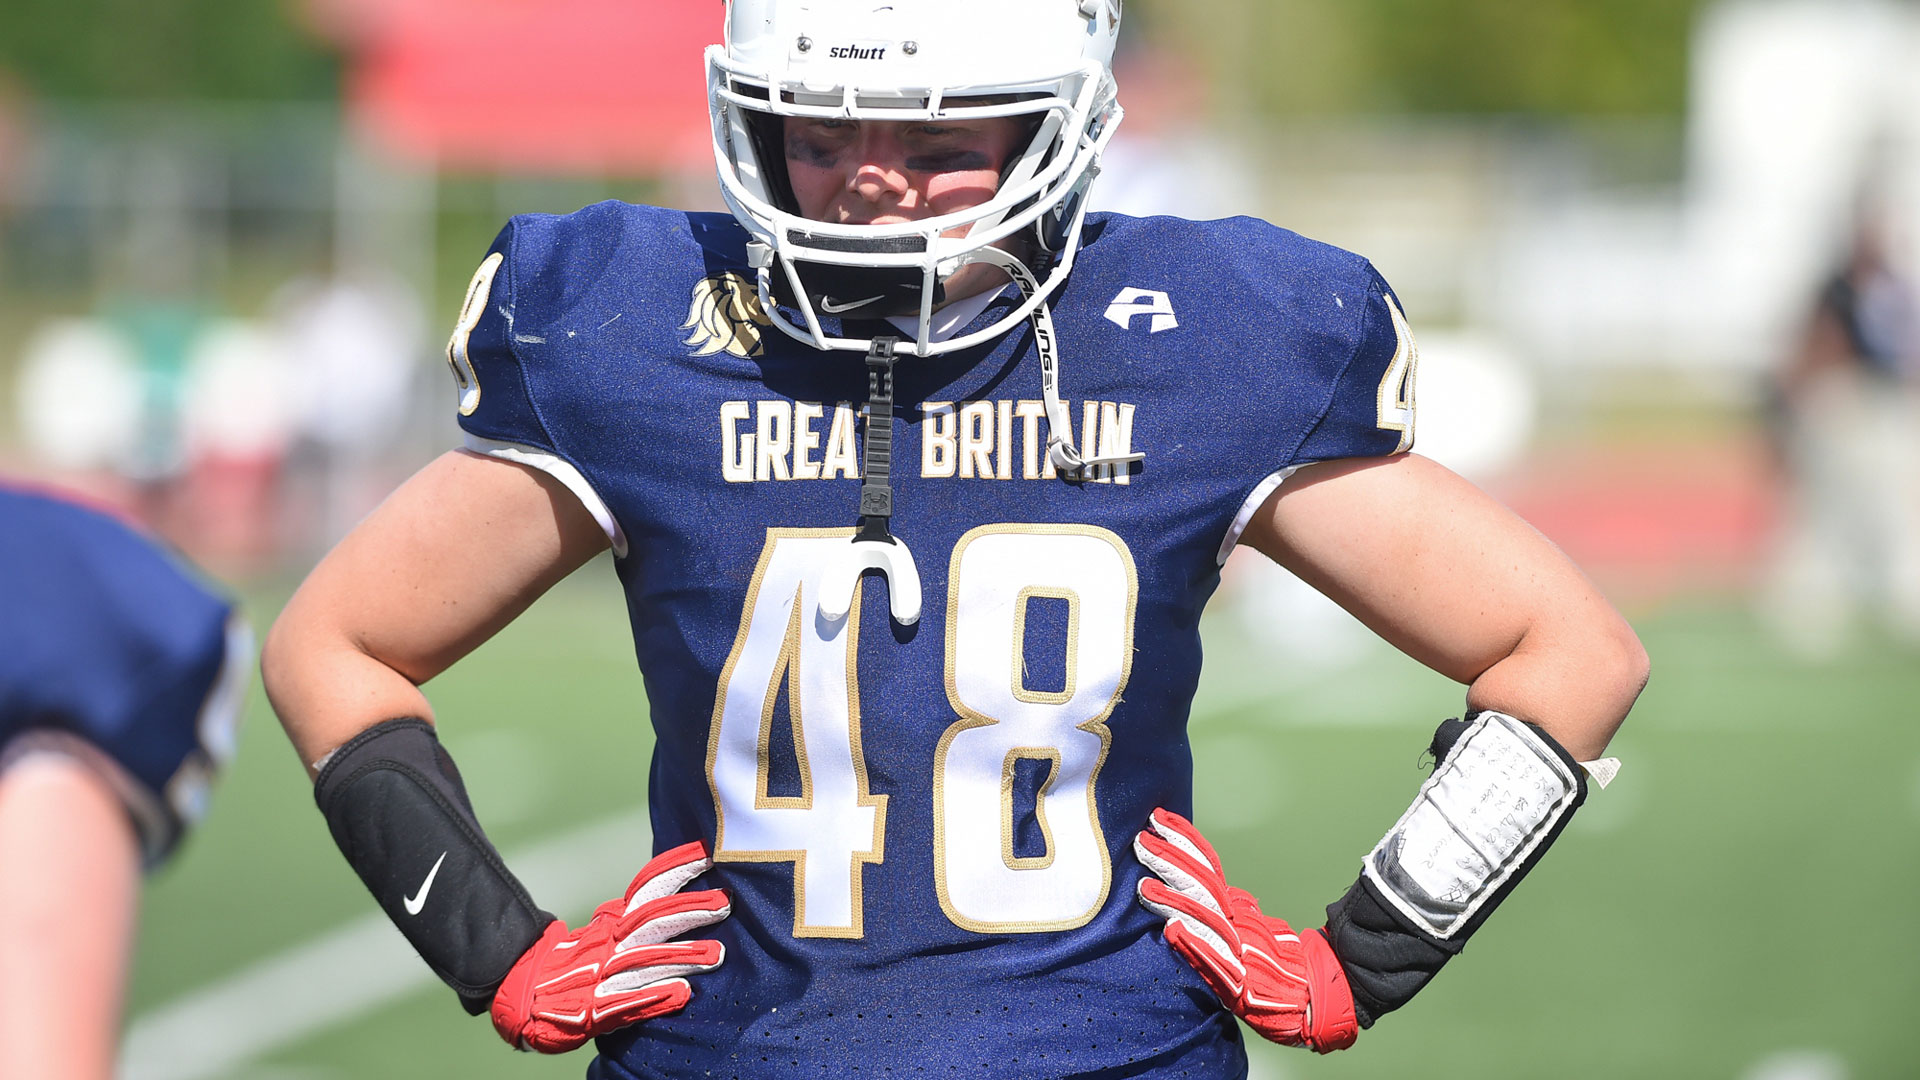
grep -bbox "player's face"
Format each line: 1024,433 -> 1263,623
783,115 -> 1026,301
783,115 -> 1025,225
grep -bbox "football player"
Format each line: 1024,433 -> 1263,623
0,483 -> 249,1080
263,0 -> 1648,1074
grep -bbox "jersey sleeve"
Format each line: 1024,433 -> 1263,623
0,488 -> 251,868
1200,221 -> 1421,565
444,218 -> 628,554
123,606 -> 251,869
1290,265 -> 1418,465
446,223 -> 541,448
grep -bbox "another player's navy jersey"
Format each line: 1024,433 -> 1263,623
450,203 -> 1416,1078
0,485 -> 248,865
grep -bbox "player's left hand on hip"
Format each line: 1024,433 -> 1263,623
491,841 -> 730,1053
1133,809 -> 1357,1053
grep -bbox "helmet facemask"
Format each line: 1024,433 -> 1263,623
706,0 -> 1123,357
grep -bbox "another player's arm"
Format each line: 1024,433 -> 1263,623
0,755 -> 140,1080
263,450 -> 729,1050
1136,451 -> 1647,1052
1778,288 -> 1852,408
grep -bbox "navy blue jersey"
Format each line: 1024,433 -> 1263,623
449,204 -> 1416,1078
0,485 -> 248,865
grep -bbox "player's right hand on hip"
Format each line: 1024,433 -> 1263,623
491,841 -> 729,1053
1133,809 -> 1358,1053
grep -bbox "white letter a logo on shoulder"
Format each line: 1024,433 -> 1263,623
1104,288 -> 1178,334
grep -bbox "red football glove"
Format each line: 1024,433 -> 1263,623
1134,809 -> 1358,1053
492,841 -> 729,1053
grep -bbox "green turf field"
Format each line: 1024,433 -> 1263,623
122,563 -> 1920,1079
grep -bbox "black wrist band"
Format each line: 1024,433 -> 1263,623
314,718 -> 552,1015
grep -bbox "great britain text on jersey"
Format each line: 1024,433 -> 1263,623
721,398 -> 1140,485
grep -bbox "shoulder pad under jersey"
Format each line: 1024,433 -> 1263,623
1123,214 -> 1417,467
442,202 -> 734,552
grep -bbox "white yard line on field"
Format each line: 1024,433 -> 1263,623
119,808 -> 653,1080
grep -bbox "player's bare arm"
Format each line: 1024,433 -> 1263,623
262,452 -> 730,1051
0,753 -> 140,1080
263,449 -> 607,772
1246,451 -> 1648,761
1138,452 -> 1647,1052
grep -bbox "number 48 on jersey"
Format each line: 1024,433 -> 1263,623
705,525 -> 1137,938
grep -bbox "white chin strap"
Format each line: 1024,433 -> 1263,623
975,246 -> 1145,478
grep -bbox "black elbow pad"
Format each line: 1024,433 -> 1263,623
314,718 -> 552,1014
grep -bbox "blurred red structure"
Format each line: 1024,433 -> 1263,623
305,0 -> 720,173
1497,435 -> 1780,603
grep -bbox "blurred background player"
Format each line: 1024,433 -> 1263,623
1761,202 -> 1920,658
0,483 -> 249,1080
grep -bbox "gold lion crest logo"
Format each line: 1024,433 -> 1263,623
683,271 -> 772,358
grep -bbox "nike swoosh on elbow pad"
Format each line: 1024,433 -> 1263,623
404,852 -> 449,915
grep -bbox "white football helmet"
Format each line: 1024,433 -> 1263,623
708,0 -> 1124,357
